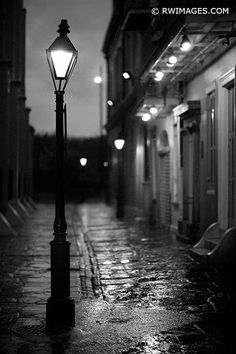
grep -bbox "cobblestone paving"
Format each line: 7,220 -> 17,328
0,201 -> 235,353
78,202 -> 236,354
0,203 -> 83,349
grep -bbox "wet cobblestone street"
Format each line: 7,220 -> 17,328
0,201 -> 235,353
79,203 -> 236,353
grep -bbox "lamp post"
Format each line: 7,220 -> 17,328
94,65 -> 103,138
94,66 -> 104,196
45,19 -> 78,332
79,158 -> 87,202
114,133 -> 125,218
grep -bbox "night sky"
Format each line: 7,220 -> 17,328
24,0 -> 112,137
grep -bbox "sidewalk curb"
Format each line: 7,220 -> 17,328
83,232 -> 104,298
70,207 -> 102,299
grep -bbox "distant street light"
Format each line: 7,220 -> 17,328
114,132 -> 125,218
79,158 -> 87,202
94,75 -> 102,84
122,71 -> 131,79
46,19 -> 78,333
107,99 -> 114,106
94,66 -> 105,196
114,137 -> 125,150
80,157 -> 87,166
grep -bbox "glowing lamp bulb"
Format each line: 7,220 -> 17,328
80,158 -> 87,166
142,113 -> 151,122
122,72 -> 130,79
155,71 -> 164,81
94,76 -> 102,84
107,100 -> 114,106
149,106 -> 158,115
114,138 -> 125,150
169,55 -> 177,64
180,34 -> 191,51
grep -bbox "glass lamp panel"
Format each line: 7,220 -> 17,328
80,158 -> 87,166
51,50 -> 73,78
114,139 -> 125,150
180,41 -> 191,51
142,113 -> 151,121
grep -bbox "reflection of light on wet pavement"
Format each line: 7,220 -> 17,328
131,334 -> 162,354
74,202 -> 236,353
120,259 -> 130,264
103,260 -> 112,265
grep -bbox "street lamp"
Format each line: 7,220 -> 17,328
80,157 -> 87,167
94,75 -> 102,84
94,66 -> 105,196
93,66 -> 104,140
180,34 -> 192,51
79,158 -> 87,202
114,136 -> 125,150
107,99 -> 114,107
45,19 -> 78,332
114,132 -> 125,218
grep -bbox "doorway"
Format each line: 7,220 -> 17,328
227,82 -> 235,227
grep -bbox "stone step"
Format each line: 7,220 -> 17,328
190,224 -> 236,265
189,247 -> 209,264
204,236 -> 220,251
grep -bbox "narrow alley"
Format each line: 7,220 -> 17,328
1,1 -> 236,353
0,201 -> 235,353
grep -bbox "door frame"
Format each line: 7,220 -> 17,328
219,67 -> 235,230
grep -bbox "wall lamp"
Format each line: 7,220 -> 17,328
107,99 -> 114,106
142,113 -> 151,122
149,106 -> 158,115
154,70 -> 164,81
122,71 -> 136,84
122,71 -> 131,80
168,55 -> 177,66
94,75 -> 102,84
180,34 -> 192,51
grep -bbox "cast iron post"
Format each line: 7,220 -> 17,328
46,91 -> 75,333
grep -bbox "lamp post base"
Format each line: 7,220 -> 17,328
46,297 -> 75,333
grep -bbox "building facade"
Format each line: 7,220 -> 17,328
0,0 -> 34,234
103,0 -> 236,264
